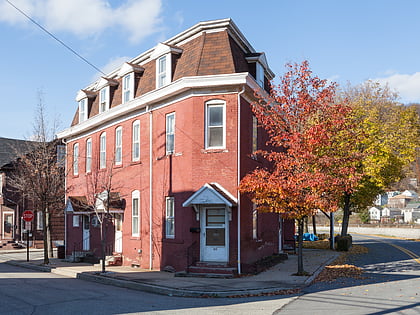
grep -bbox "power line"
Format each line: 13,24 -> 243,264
5,0 -> 106,75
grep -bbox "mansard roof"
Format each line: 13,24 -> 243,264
61,19 -> 274,137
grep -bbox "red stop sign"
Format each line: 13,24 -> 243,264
22,210 -> 34,222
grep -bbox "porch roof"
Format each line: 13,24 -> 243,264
66,193 -> 125,214
182,183 -> 237,208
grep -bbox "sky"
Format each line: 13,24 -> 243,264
1,0 -> 420,139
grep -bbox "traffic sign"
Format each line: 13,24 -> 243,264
22,210 -> 34,222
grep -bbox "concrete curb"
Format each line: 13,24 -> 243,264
77,272 -> 297,298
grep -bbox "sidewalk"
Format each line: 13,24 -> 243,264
0,248 -> 339,298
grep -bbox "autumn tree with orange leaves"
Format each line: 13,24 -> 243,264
240,61 -> 363,275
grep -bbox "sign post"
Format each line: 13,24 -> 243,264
22,211 -> 34,262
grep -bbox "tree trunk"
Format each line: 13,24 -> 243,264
330,212 -> 335,250
296,218 -> 305,275
341,192 -> 351,237
312,215 -> 317,235
46,210 -> 53,258
42,207 -> 49,265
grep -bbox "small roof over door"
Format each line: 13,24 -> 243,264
182,183 -> 237,207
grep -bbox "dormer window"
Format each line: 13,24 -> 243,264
118,63 -> 144,105
256,62 -> 265,88
123,73 -> 133,103
79,98 -> 87,123
151,43 -> 182,89
99,86 -> 109,113
157,55 -> 168,88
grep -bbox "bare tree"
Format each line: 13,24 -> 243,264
9,93 -> 65,264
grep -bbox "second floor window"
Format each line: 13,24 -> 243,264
252,115 -> 258,154
132,191 -> 140,237
206,101 -> 225,149
166,112 -> 175,154
73,143 -> 79,175
86,138 -> 92,173
79,98 -> 87,123
132,120 -> 140,161
115,127 -> 122,165
100,133 -> 106,169
99,87 -> 109,113
123,73 -> 133,103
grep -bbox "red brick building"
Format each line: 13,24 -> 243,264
58,19 -> 293,274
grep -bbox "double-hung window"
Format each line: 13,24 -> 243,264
123,73 -> 133,103
115,127 -> 122,165
166,112 -> 175,154
86,138 -> 92,173
132,120 -> 140,161
256,62 -> 265,88
99,87 -> 109,113
100,133 -> 106,169
157,55 -> 168,88
73,143 -> 79,175
37,211 -> 43,230
165,197 -> 174,238
205,101 -> 225,149
132,191 -> 140,237
252,115 -> 258,154
79,99 -> 87,123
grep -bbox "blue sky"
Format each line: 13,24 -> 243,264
1,0 -> 420,139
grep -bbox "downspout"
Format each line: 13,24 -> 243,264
148,107 -> 153,270
237,86 -> 245,275
61,138 -> 68,257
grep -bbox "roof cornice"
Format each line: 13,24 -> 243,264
57,72 -> 261,140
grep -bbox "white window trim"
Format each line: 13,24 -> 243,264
252,203 -> 258,240
73,143 -> 79,175
73,215 -> 80,227
252,115 -> 258,154
132,190 -> 140,237
115,126 -> 122,165
99,86 -> 109,113
122,73 -> 134,103
165,197 -> 175,239
132,120 -> 140,162
156,54 -> 172,88
86,138 -> 92,173
100,132 -> 106,169
205,100 -> 226,149
166,112 -> 175,154
78,98 -> 87,123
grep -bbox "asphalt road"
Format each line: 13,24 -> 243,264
0,235 -> 419,314
277,235 -> 420,314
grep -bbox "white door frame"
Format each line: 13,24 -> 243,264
82,215 -> 90,251
200,206 -> 229,262
114,214 -> 123,253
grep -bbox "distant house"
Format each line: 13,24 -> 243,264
368,206 -> 381,221
0,137 -> 64,249
402,202 -> 420,223
388,194 -> 413,208
57,19 -> 295,274
380,207 -> 403,223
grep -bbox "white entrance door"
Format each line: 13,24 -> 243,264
114,214 -> 123,253
82,215 -> 90,251
200,207 -> 228,262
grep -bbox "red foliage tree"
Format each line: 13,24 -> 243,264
240,61 -> 363,275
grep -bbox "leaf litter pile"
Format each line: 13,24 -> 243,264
305,240 -> 368,283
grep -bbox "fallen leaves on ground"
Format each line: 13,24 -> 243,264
314,244 -> 368,283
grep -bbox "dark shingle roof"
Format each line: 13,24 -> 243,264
0,137 -> 36,168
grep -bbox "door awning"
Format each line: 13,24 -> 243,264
182,183 -> 237,207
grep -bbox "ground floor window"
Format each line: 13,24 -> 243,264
165,197 -> 174,238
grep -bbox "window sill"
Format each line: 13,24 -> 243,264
130,160 -> 142,166
201,149 -> 228,154
113,164 -> 123,169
